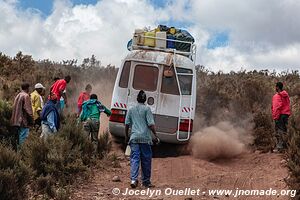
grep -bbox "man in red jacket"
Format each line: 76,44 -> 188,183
77,84 -> 92,115
50,75 -> 71,112
271,82 -> 291,152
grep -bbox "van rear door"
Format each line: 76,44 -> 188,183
127,62 -> 160,113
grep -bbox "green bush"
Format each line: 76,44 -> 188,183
0,143 -> 30,200
21,131 -> 88,185
0,100 -> 12,136
58,117 -> 96,165
97,130 -> 112,159
20,116 -> 111,198
288,95 -> 300,198
252,111 -> 275,151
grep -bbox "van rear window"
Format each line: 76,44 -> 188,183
177,67 -> 193,95
178,75 -> 192,95
161,66 -> 179,95
177,68 -> 193,74
119,61 -> 131,88
133,65 -> 158,91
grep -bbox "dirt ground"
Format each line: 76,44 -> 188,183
71,142 -> 290,200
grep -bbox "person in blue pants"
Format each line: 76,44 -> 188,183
125,90 -> 159,188
11,83 -> 33,149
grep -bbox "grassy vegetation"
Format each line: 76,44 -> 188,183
0,52 -> 300,198
0,109 -> 112,199
196,67 -> 300,196
0,142 -> 30,200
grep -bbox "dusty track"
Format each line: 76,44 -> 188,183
72,143 -> 289,200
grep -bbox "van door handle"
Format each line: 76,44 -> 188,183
128,89 -> 130,96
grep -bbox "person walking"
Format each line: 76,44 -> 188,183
271,82 -> 291,152
40,93 -> 60,140
125,90 -> 159,188
79,94 -> 111,143
50,75 -> 71,112
31,83 -> 45,128
10,83 -> 33,147
77,84 -> 92,115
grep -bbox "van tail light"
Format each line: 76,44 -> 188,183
179,119 -> 193,132
109,109 -> 126,123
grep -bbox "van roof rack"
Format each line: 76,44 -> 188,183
129,35 -> 197,63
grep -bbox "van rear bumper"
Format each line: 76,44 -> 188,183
109,122 -> 190,144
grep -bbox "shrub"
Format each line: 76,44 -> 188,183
0,143 -> 30,200
287,97 -> 300,198
21,132 -> 88,185
58,116 -> 96,165
252,112 -> 275,151
0,100 -> 12,137
35,175 -> 56,198
97,130 -> 112,159
20,116 -> 109,198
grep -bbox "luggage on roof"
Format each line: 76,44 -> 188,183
174,29 -> 195,52
128,25 -> 195,53
156,31 -> 167,48
144,31 -> 156,47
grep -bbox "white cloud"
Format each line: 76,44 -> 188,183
0,0 -> 299,71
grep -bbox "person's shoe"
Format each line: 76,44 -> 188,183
130,180 -> 138,188
142,183 -> 155,188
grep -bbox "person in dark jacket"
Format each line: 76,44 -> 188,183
271,82 -> 291,152
40,93 -> 60,140
79,94 -> 111,143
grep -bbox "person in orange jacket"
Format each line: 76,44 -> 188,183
271,82 -> 291,152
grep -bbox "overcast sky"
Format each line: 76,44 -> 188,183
0,0 -> 299,72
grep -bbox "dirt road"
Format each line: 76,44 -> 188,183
72,144 -> 290,200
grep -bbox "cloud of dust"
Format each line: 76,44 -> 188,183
189,120 -> 253,161
67,75 -> 115,134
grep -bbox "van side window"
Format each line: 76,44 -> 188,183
177,67 -> 193,95
161,66 -> 179,95
119,61 -> 131,88
133,65 -> 158,91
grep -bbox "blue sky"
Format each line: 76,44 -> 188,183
207,31 -> 229,49
4,0 -> 297,71
19,0 -> 98,16
17,0 -> 228,49
19,0 -> 161,15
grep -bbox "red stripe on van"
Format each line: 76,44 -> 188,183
116,102 -> 119,107
124,104 -> 127,108
184,107 -> 188,112
120,103 -> 124,108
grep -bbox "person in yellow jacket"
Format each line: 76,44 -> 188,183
31,83 -> 45,127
